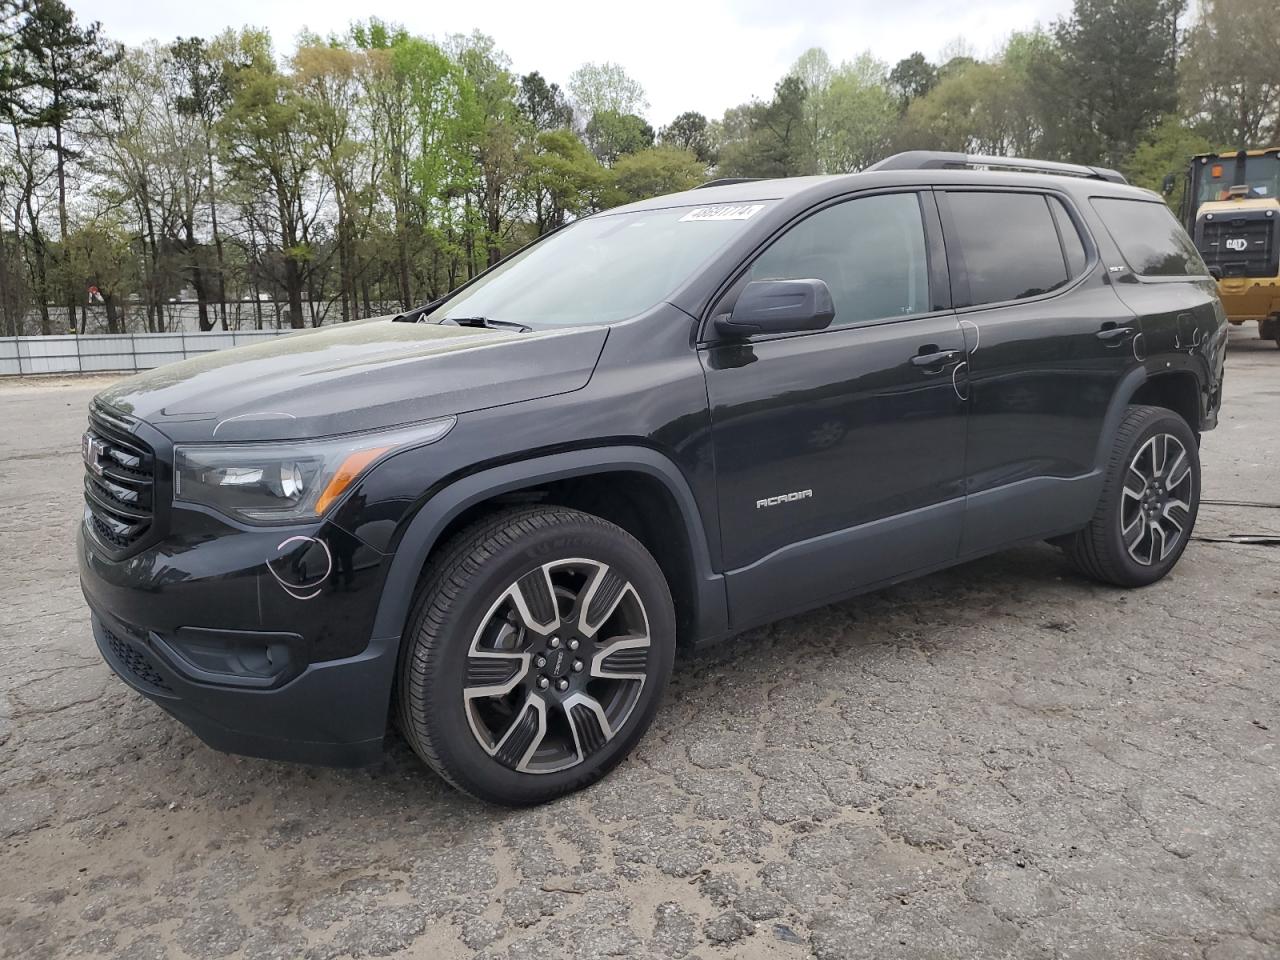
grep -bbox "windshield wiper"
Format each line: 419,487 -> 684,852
443,316 -> 533,333
391,298 -> 444,323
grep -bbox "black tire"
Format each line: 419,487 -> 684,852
395,505 -> 675,805
1062,405 -> 1200,587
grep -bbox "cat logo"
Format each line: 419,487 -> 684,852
756,489 -> 813,509
1224,237 -> 1249,252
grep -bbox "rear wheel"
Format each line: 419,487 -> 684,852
1062,405 -> 1200,587
396,506 -> 675,805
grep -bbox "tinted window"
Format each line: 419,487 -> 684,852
746,193 -> 929,327
948,192 -> 1069,305
1092,197 -> 1209,277
1050,197 -> 1088,277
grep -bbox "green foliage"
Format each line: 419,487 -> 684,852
659,111 -> 714,165
524,128 -> 606,231
811,54 -> 897,173
1123,115 -> 1214,210
717,74 -> 816,179
901,37 -> 1050,158
518,72 -> 573,132
585,109 -> 654,166
1051,0 -> 1185,165
1182,0 -> 1280,147
568,61 -> 647,119
604,146 -> 704,207
2,0 -> 1278,335
888,53 -> 938,111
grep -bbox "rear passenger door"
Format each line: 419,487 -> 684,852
936,188 -> 1141,556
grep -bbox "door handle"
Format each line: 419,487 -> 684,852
1096,325 -> 1136,342
911,348 -> 961,368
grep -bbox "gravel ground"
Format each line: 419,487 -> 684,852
1,328 -> 1277,960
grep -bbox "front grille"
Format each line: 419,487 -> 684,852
1198,215 -> 1277,278
105,629 -> 171,692
83,407 -> 155,554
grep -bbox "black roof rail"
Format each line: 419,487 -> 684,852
694,177 -> 764,189
867,151 -> 1128,185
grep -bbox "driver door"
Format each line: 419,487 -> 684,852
699,190 -> 968,629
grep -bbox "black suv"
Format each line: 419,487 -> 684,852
79,152 -> 1227,804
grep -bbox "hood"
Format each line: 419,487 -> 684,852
95,317 -> 609,442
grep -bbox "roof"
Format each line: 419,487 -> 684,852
605,166 -> 1154,218
1190,148 -> 1280,160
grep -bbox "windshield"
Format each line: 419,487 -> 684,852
1195,154 -> 1280,208
424,202 -> 771,329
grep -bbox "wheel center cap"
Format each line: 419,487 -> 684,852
547,644 -> 570,678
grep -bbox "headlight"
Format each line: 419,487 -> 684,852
173,417 -> 455,523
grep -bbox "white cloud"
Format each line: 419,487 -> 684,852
68,0 -> 1074,124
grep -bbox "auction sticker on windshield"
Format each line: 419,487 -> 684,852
679,204 -> 765,222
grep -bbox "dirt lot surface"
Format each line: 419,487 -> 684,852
1,330 -> 1277,960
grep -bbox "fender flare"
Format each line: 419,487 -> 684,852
1092,365 -> 1150,471
368,445 -> 729,646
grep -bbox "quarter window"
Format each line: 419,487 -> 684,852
1091,197 -> 1209,278
745,193 -> 930,328
947,192 -> 1070,306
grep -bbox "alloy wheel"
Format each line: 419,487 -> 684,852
462,558 -> 651,774
1120,432 -> 1194,566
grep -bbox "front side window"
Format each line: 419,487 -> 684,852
947,192 -> 1070,306
745,192 -> 930,328
425,202 -> 773,329
1092,197 -> 1209,278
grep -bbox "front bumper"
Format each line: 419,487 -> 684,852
79,517 -> 401,767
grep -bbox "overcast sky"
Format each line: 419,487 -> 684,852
68,0 -> 1076,124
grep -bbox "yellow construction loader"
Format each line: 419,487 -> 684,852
1169,149 -> 1280,347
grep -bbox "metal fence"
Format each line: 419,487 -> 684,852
0,331 -> 296,376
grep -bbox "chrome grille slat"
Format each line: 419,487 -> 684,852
84,406 -> 155,554
84,477 -> 150,521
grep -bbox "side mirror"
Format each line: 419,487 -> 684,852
715,278 -> 835,337
1161,173 -> 1177,196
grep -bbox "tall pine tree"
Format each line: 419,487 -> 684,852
1052,0 -> 1185,166
14,0 -> 118,329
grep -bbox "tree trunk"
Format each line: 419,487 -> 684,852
104,293 -> 119,333
396,205 -> 412,311
52,99 -> 77,324
26,217 -> 51,335
337,211 -> 352,323
284,257 -> 305,329
184,221 -> 213,331
248,219 -> 264,330
205,131 -> 229,331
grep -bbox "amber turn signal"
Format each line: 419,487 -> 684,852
315,447 -> 390,515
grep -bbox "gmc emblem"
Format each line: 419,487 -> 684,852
82,432 -> 107,476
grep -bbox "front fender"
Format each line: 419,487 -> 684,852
368,445 -> 729,650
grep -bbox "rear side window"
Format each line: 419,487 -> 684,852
1091,197 -> 1208,278
947,192 -> 1069,305
1050,197 -> 1088,277
746,192 -> 930,327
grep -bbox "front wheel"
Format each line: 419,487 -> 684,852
396,506 -> 675,805
1062,405 -> 1200,587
